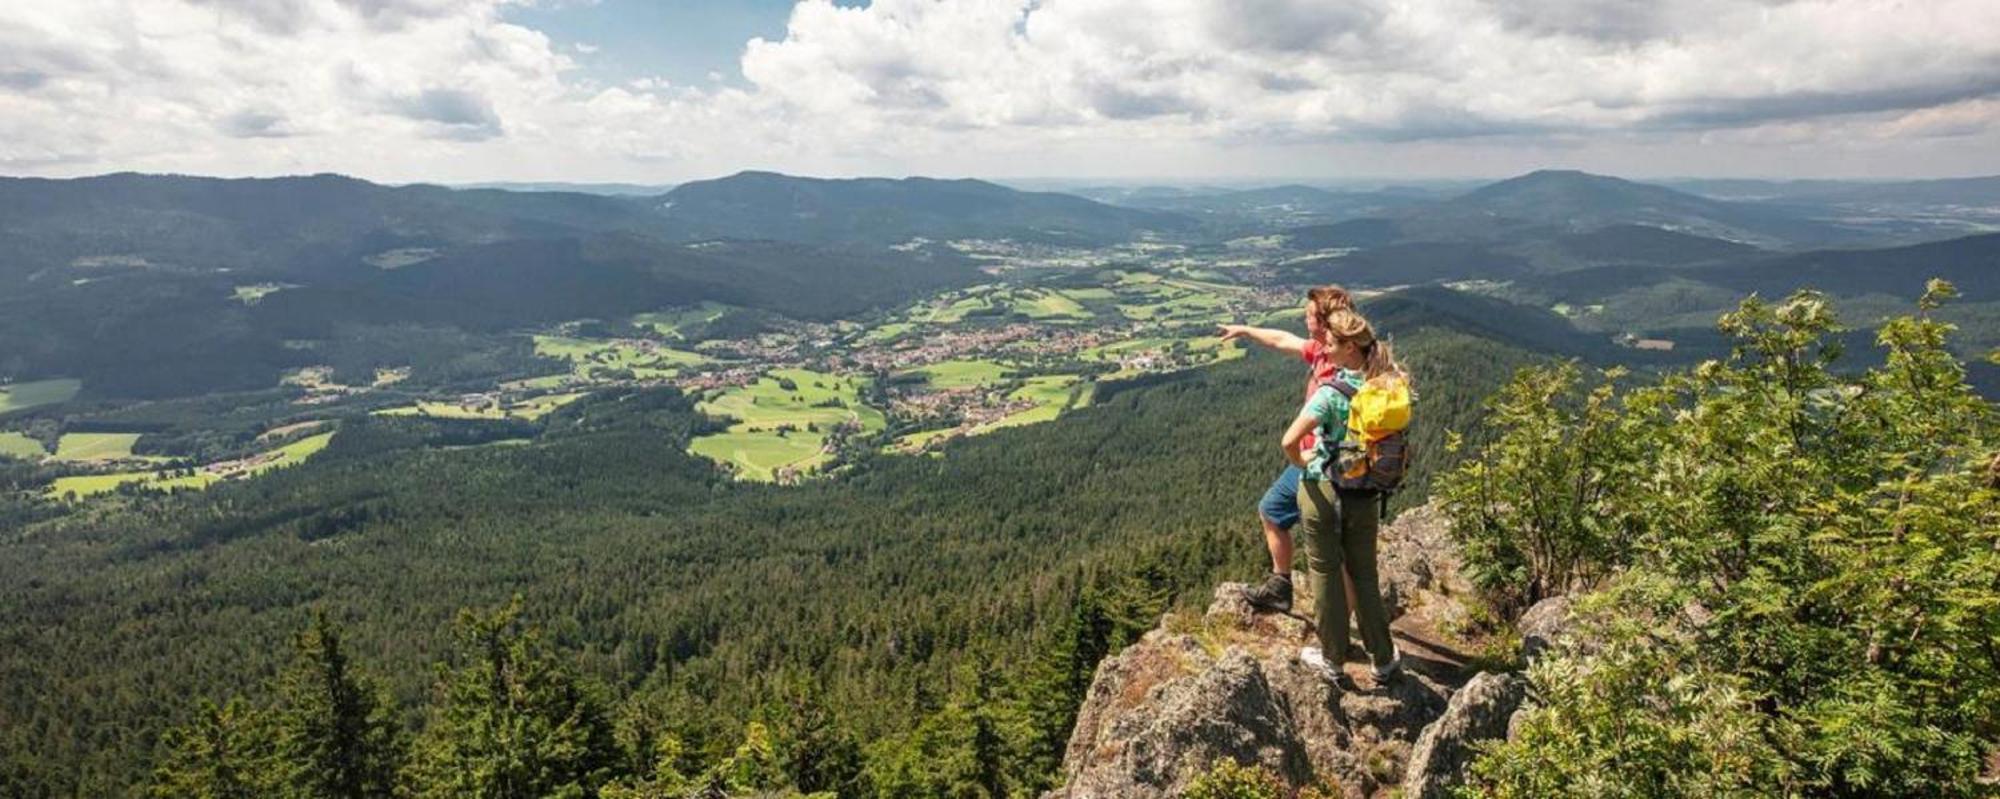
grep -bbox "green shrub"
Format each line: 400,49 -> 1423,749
1184,758 -> 1286,799
1450,283 -> 2000,796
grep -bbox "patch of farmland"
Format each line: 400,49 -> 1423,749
1007,289 -> 1091,321
901,359 -> 1015,389
689,368 -> 885,481
860,322 -> 915,344
633,302 -> 733,339
53,433 -> 144,462
974,376 -> 1085,432
49,431 -> 334,500
0,379 -> 82,416
0,432 -> 48,460
533,335 -> 707,379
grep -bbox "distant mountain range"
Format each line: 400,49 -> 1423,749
1075,183 -> 1438,227
654,171 -> 1194,245
1666,175 -> 2000,206
4,168 -> 1992,400
453,181 -> 678,196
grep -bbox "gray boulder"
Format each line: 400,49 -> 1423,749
1400,672 -> 1529,799
1517,595 -> 1573,660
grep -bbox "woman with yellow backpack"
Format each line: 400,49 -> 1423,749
1279,307 -> 1413,687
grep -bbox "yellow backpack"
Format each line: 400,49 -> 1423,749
1328,376 -> 1413,493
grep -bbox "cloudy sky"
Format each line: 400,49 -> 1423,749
3,0 -> 1998,184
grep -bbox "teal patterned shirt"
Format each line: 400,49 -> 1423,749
1301,368 -> 1364,481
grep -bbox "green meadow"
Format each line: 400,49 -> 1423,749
374,392 -> 588,421
633,302 -> 732,338
907,286 -> 1092,324
0,431 -> 47,460
975,375 -> 1087,432
49,431 -> 335,500
860,321 -> 915,343
893,427 -> 958,452
689,368 -> 886,481
903,359 -> 1015,389
0,378 -> 81,415
533,335 -> 708,380
53,433 -> 144,461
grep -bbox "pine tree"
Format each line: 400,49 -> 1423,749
1016,589 -> 1113,781
269,612 -> 406,799
148,697 -> 272,799
406,598 -> 620,799
771,680 -> 863,795
718,720 -> 784,793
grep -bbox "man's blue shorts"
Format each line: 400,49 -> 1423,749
1257,464 -> 1305,531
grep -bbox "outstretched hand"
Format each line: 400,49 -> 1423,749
1217,324 -> 1249,342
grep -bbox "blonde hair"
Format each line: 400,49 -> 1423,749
1307,285 -> 1353,318
1317,308 -> 1408,385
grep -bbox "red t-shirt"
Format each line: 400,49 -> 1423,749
1299,339 -> 1338,453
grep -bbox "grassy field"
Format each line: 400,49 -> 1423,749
377,403 -> 505,420
0,431 -> 47,460
903,359 -> 1015,389
375,392 -> 588,421
633,302 -> 731,339
0,378 -> 82,416
975,376 -> 1085,432
909,291 -> 997,324
1081,337 -> 1174,361
49,431 -> 334,500
503,374 -> 575,391
893,428 -> 959,451
509,392 -> 589,420
907,286 -> 1093,324
690,368 -> 886,481
1009,288 -> 1092,320
53,433 -> 143,462
533,335 -> 708,380
861,322 -> 915,343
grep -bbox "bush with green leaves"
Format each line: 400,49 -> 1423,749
1447,282 -> 2000,796
1436,361 -> 1647,613
1182,757 -> 1286,799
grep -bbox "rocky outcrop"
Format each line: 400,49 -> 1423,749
1399,672 -> 1528,799
1374,502 -> 1469,623
1049,584 -> 1451,798
1046,502 -> 1565,798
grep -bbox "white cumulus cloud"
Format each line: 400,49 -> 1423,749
1,0 -> 1996,180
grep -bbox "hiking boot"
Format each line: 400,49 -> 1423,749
1242,572 -> 1292,613
1371,652 -> 1405,683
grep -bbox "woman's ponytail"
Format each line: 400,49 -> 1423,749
1318,308 -> 1409,386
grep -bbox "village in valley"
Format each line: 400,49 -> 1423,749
485,244 -> 1292,482
3,227 -> 1717,496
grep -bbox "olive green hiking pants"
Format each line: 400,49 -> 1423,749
1299,479 -> 1395,668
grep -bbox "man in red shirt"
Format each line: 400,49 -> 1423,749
1217,285 -> 1357,614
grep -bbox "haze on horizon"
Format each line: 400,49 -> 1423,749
4,0 -> 1999,185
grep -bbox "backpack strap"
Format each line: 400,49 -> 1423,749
1321,378 -> 1359,399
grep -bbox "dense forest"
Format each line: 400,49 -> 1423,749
0,327 -> 1541,797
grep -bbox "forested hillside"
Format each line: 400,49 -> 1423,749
0,327 -> 1539,797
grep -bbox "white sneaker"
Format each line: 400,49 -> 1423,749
1299,647 -> 1351,687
